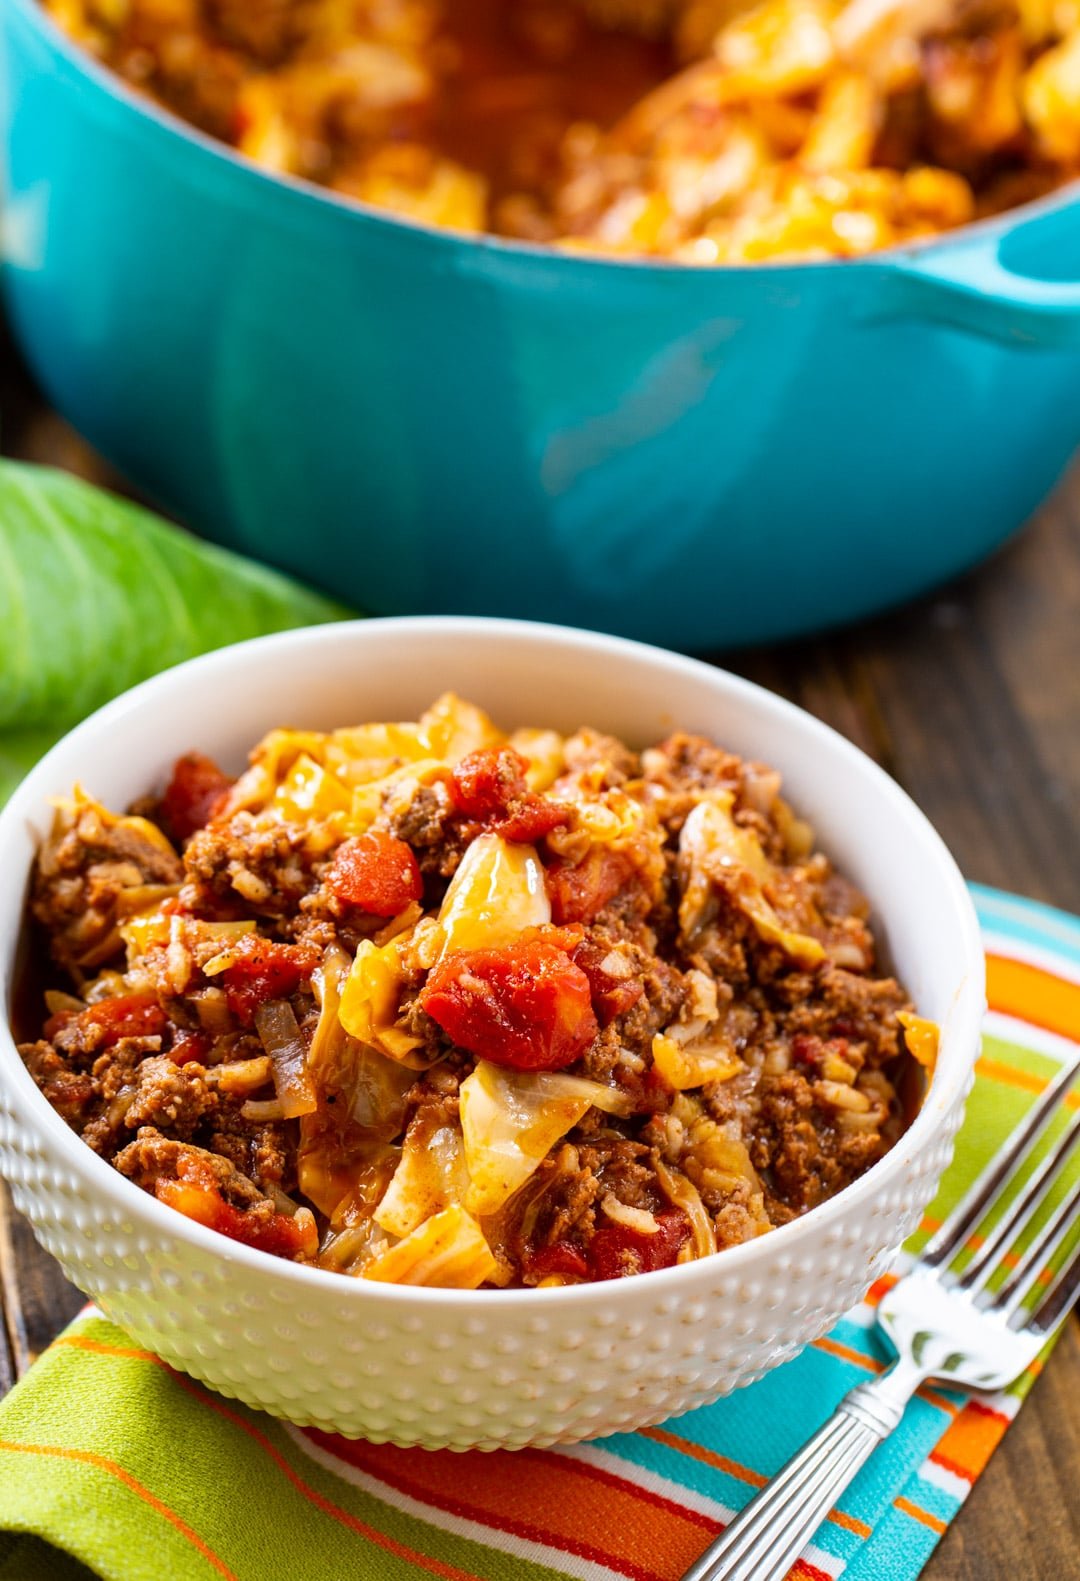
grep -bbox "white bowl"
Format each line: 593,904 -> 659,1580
0,617 -> 984,1449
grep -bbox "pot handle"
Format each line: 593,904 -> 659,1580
880,227 -> 1080,349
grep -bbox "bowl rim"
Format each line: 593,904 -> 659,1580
11,0 -> 1080,278
0,614 -> 986,1308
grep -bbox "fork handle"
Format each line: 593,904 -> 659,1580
681,1360 -> 923,1581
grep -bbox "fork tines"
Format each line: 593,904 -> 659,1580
920,1045 -> 1080,1336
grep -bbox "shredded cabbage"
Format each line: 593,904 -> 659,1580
652,1032 -> 743,1090
417,693 -> 502,764
221,694 -> 500,822
272,752 -> 352,821
654,1159 -> 717,1259
310,945 -> 415,1129
299,1104 -> 401,1218
436,832 -> 550,956
672,1092 -> 772,1235
338,935 -> 426,1063
459,1062 -> 628,1216
118,894 -> 185,960
57,786 -> 178,859
678,794 -> 825,967
898,1010 -> 939,1077
361,1203 -> 498,1287
508,728 -> 565,791
315,1156 -> 400,1272
375,1113 -> 470,1237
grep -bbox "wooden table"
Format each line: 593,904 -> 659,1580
2,322 -> 1078,1579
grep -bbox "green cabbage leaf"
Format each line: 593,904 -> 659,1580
0,462 -> 351,805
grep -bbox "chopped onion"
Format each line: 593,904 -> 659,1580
254,999 -> 317,1118
44,990 -> 84,1017
240,1097 -> 288,1121
601,1194 -> 659,1235
308,945 -> 351,1080
208,1056 -> 273,1095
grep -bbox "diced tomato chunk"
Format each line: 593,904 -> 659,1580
450,747 -> 568,843
155,1156 -> 316,1259
169,1029 -> 214,1066
586,1208 -> 691,1282
791,1033 -> 850,1069
221,935 -> 319,1024
571,937 -> 645,1027
525,1242 -> 590,1282
46,993 -> 168,1048
160,752 -> 234,842
547,848 -> 636,925
325,831 -> 423,916
420,939 -> 598,1071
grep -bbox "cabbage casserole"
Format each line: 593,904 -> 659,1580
44,0 -> 1080,262
20,696 -> 936,1286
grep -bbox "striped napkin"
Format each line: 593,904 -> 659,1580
0,883 -> 1077,1581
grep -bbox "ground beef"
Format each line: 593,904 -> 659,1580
646,732 -> 743,794
399,1072 -> 462,1137
182,813 -> 315,916
123,1056 -> 217,1136
389,783 -> 468,879
580,1136 -> 660,1211
611,953 -> 687,1056
115,1127 -> 272,1210
560,728 -> 640,786
753,1070 -> 883,1211
712,1187 -> 772,1249
31,801 -> 182,973
390,784 -> 447,848
19,1040 -> 97,1130
774,967 -> 908,1067
399,996 -> 458,1064
519,1143 -> 601,1252
205,1100 -> 296,1195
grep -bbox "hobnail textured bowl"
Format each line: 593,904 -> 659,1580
0,618 -> 984,1448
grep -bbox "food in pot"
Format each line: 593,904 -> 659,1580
19,695 -> 936,1286
44,0 -> 1080,260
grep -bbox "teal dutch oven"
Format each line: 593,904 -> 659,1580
5,0 -> 1080,649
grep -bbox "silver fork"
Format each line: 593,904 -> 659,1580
681,1050 -> 1080,1581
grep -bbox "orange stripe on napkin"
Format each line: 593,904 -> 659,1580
640,1427 -> 765,1491
893,1497 -> 947,1535
975,1055 -> 1080,1109
985,955 -> 1080,1040
305,1432 -> 715,1581
641,1426 -> 871,1540
166,1380 -> 481,1581
55,1336 -> 160,1363
929,1400 -> 1010,1483
863,1275 -> 899,1308
0,1438 -> 236,1579
814,1338 -> 959,1417
813,1337 -> 885,1373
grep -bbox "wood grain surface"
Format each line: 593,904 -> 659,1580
2,320 -> 1078,1579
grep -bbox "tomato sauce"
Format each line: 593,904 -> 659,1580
432,0 -> 673,199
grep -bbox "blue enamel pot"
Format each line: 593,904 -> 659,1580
4,0 -> 1080,649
